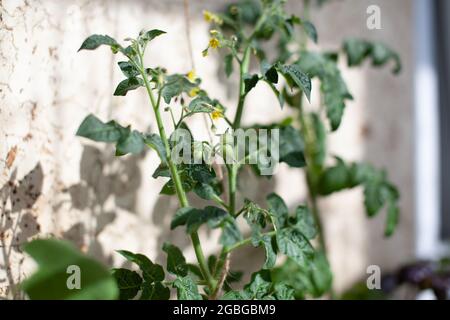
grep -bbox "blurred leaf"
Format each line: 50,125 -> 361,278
22,239 -> 118,300
343,38 -> 402,74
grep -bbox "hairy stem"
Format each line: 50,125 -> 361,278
138,51 -> 215,292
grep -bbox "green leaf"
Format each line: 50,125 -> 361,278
188,96 -> 215,114
173,276 -> 202,300
302,21 -> 318,43
276,227 -> 314,265
113,77 -> 143,96
272,252 -> 332,299
144,134 -> 167,163
78,34 -> 119,52
261,235 -> 277,269
162,243 -> 188,277
343,38 -> 401,74
273,283 -> 295,300
267,193 -> 289,228
115,130 -> 145,156
244,74 -> 260,94
116,250 -> 164,283
292,206 -> 317,240
77,114 -> 147,156
318,158 -> 350,195
278,125 -> 306,167
220,218 -> 243,247
112,268 -> 142,300
170,206 -> 228,234
264,65 -> 279,84
297,52 -> 352,131
225,54 -> 234,77
140,281 -> 170,300
161,74 -> 198,104
76,114 -> 124,143
277,64 -> 311,102
141,29 -> 166,43
385,202 -> 399,237
118,61 -> 140,78
244,270 -> 272,299
221,290 -> 249,300
21,239 -> 118,300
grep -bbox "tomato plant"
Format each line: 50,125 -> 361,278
22,0 -> 401,300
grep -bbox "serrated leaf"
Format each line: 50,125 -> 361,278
244,270 -> 272,299
116,250 -> 164,283
343,38 -> 401,74
267,193 -> 289,228
21,239 -> 118,300
173,276 -> 202,300
297,52 -> 352,131
261,235 -> 277,269
162,243 -> 188,277
112,268 -> 142,300
220,218 -> 243,247
273,283 -> 295,300
276,227 -> 314,265
292,206 -> 317,240
277,64 -> 311,102
113,77 -> 143,96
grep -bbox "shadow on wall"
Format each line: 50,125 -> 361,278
1,163 -> 43,299
61,145 -> 145,265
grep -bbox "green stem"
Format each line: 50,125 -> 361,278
227,164 -> 238,216
137,51 -> 215,292
233,47 -> 251,129
225,231 -> 277,254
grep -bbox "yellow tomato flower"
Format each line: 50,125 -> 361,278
203,10 -> 213,22
209,38 -> 220,49
203,10 -> 223,25
211,110 -> 223,120
187,69 -> 196,81
188,87 -> 200,97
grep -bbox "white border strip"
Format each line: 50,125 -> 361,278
414,0 -> 442,259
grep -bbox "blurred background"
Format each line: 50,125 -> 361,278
0,0 -> 448,299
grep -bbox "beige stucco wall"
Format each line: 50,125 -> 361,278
0,0 -> 414,298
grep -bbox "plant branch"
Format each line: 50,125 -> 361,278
137,48 -> 215,292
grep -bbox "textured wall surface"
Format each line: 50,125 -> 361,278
0,0 -> 414,298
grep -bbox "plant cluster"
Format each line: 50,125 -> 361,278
21,0 -> 401,300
